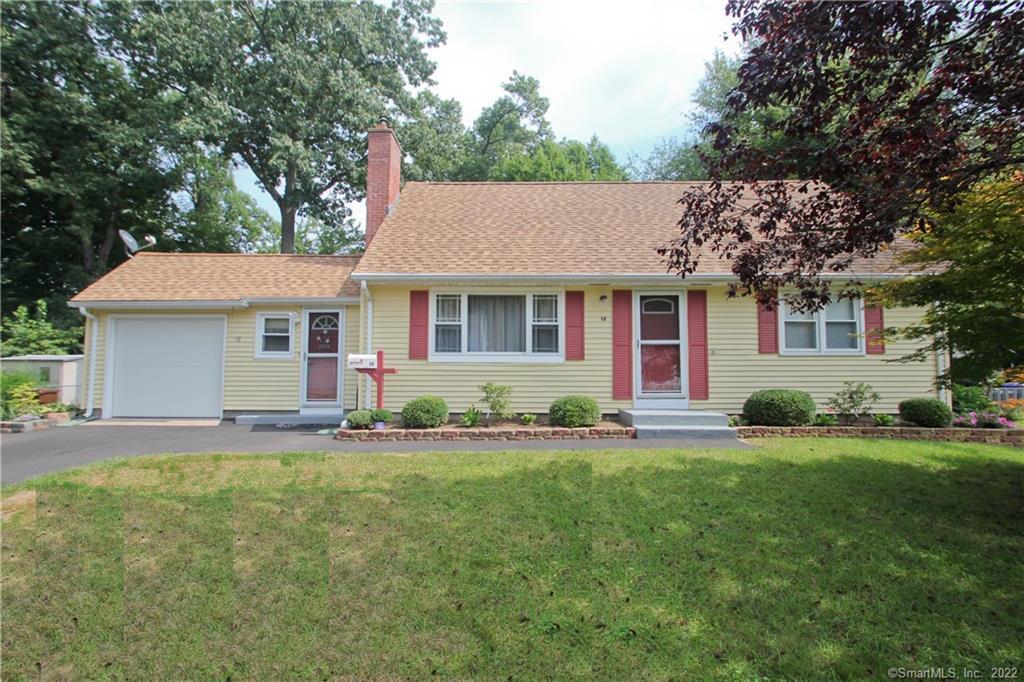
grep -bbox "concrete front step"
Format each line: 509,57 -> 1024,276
634,425 -> 738,440
619,409 -> 731,427
235,413 -> 343,426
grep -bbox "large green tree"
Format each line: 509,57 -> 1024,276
123,0 -> 444,253
1,1 -> 179,321
878,176 -> 1024,385
1,2 -> 285,323
490,137 -> 627,182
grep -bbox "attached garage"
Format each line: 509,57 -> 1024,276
106,316 -> 226,418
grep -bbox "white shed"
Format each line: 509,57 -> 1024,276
0,355 -> 84,406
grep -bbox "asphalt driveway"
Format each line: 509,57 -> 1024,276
1,421 -> 747,485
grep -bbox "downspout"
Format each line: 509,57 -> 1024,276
78,307 -> 99,418
361,280 -> 374,410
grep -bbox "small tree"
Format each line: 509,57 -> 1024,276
479,383 -> 513,423
826,381 -> 880,425
0,301 -> 82,357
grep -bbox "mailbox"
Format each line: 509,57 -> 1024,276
347,353 -> 378,370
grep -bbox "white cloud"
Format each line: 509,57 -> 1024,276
430,0 -> 738,157
238,0 -> 738,225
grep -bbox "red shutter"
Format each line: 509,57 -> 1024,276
687,290 -> 709,401
865,304 -> 885,354
612,290 -> 633,400
757,301 -> 778,354
565,291 -> 585,360
409,290 -> 429,360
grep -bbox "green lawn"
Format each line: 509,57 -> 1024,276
2,439 -> 1022,679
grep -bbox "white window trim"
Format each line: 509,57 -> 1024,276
778,298 -> 866,356
254,312 -> 295,359
428,289 -> 566,363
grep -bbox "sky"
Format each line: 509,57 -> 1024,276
236,0 -> 739,229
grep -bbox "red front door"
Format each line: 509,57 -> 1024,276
304,312 -> 340,403
638,295 -> 683,394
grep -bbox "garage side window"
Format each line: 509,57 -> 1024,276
256,314 -> 293,358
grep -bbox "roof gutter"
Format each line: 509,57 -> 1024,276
77,307 -> 99,419
66,297 -> 360,310
350,272 -> 910,284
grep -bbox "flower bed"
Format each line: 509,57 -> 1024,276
737,425 -> 1023,447
336,423 -> 636,442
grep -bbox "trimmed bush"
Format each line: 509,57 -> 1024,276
549,395 -> 601,428
898,398 -> 953,428
346,409 -> 373,430
742,389 -> 816,426
401,395 -> 449,428
370,408 -> 393,423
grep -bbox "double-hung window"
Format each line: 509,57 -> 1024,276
256,313 -> 294,358
431,292 -> 563,360
781,298 -> 863,354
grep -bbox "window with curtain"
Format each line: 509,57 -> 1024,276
781,298 -> 863,354
432,293 -> 561,358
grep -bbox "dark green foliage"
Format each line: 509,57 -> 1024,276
1,301 -> 82,356
401,396 -> 449,428
548,395 -> 601,428
369,409 -> 393,424
813,414 -> 838,427
952,384 -> 996,415
898,398 -> 953,428
345,410 -> 373,430
873,414 -> 896,427
742,389 -> 816,426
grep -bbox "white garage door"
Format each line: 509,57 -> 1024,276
109,317 -> 225,418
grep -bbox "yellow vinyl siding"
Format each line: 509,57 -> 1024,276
367,285 -> 630,413
694,287 -> 939,412
83,305 -> 359,414
368,284 -> 938,415
343,304 -> 360,409
223,306 -> 300,410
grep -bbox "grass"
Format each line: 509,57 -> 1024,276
2,438 -> 1022,679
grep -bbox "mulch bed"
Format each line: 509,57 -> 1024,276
335,420 -> 635,441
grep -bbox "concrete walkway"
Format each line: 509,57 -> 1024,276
1,421 -> 749,485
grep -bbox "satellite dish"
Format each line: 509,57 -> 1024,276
119,229 -> 139,253
119,230 -> 157,257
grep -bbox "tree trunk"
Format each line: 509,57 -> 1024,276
280,204 -> 296,254
279,161 -> 297,253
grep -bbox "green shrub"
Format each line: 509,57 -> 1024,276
952,384 -> 995,414
813,413 -> 838,426
401,396 -> 449,428
370,408 -> 393,423
462,405 -> 481,427
873,413 -> 896,427
898,398 -> 953,428
549,395 -> 600,428
1,369 -> 37,420
742,389 -> 816,426
520,413 -> 537,425
479,383 -> 513,421
346,409 -> 373,430
8,384 -> 42,417
825,381 -> 880,424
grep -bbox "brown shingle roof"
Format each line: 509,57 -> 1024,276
353,181 -> 909,278
71,253 -> 360,302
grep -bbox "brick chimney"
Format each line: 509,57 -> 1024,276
365,116 -> 401,246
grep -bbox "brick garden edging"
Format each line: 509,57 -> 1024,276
737,425 -> 1024,447
335,426 -> 636,442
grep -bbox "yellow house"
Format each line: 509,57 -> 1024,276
69,121 -> 944,426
